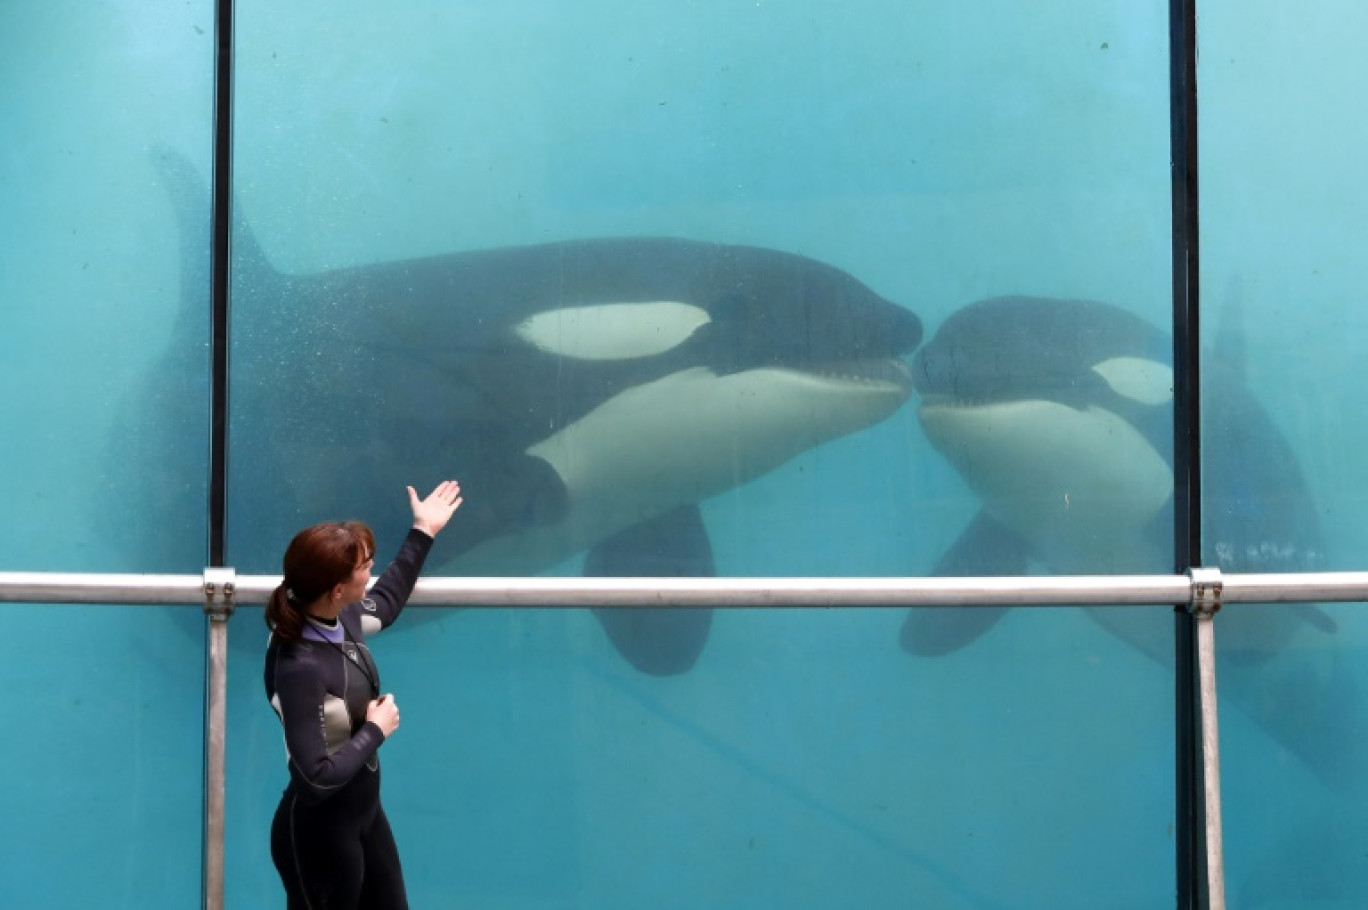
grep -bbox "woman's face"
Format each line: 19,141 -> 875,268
336,551 -> 375,607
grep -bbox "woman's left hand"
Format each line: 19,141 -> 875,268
408,480 -> 463,538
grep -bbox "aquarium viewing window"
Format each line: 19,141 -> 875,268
4,0 -> 1366,908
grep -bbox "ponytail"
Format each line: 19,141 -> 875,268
265,584 -> 305,641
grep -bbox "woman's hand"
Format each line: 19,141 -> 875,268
408,479 -> 463,538
366,693 -> 401,738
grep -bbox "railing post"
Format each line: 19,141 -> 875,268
1188,567 -> 1227,910
203,568 -> 236,910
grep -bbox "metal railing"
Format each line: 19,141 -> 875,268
5,567 -> 1366,910
8,568 -> 1368,607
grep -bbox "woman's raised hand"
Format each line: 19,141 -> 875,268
408,480 -> 463,538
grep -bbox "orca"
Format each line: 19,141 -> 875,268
140,149 -> 922,675
900,295 -> 1332,661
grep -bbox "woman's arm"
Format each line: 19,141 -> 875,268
363,480 -> 463,630
363,528 -> 434,629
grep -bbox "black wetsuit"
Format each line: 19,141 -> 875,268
264,528 -> 432,910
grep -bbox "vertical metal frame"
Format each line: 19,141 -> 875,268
1189,570 -> 1227,909
203,571 -> 236,910
209,3 -> 233,568
1170,0 -> 1216,906
204,1 -> 235,908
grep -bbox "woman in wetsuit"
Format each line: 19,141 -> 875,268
264,480 -> 462,910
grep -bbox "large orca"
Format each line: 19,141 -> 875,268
900,295 -> 1332,661
139,150 -> 922,675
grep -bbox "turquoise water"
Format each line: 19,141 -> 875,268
1,1 -> 1366,907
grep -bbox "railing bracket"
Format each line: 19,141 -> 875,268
203,567 -> 237,622
1188,567 -> 1224,618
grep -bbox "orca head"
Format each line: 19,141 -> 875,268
517,246 -> 919,519
376,239 -> 921,453
502,242 -> 923,447
912,296 -> 1175,571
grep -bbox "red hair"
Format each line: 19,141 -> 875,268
265,521 -> 376,641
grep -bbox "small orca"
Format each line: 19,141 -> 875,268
900,295 -> 1332,662
143,149 -> 922,675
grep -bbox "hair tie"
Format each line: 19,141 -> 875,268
286,588 -> 298,603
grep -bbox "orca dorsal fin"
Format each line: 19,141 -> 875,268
150,145 -> 284,313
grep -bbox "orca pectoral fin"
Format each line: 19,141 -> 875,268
900,510 -> 1031,657
436,451 -> 569,560
588,504 -> 715,677
1295,603 -> 1338,635
900,606 -> 1010,657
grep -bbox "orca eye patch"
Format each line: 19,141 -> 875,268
514,301 -> 711,361
1091,356 -> 1174,406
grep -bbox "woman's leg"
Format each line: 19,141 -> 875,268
358,804 -> 409,910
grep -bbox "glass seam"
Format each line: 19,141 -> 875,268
1170,0 -> 1205,905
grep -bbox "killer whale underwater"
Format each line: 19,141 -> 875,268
142,149 -> 923,675
897,294 -> 1360,787
902,294 -> 1334,661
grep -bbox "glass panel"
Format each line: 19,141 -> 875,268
0,607 -> 206,906
227,2 -> 1173,906
0,2 -> 214,906
1200,1 -> 1368,904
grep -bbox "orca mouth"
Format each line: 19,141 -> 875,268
917,391 -> 1011,410
799,357 -> 915,391
918,390 -> 1096,416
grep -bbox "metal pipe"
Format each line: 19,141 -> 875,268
1220,572 -> 1368,604
1188,568 -> 1227,910
1194,609 -> 1227,910
0,573 -> 206,604
202,569 -> 234,910
203,616 -> 229,910
2,570 -> 1367,608
398,574 -> 1195,608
